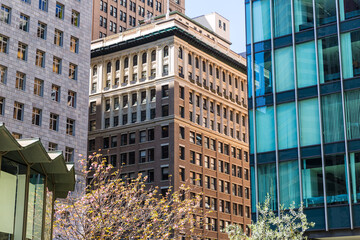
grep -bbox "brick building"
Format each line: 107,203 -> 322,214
92,0 -> 185,40
89,12 -> 249,239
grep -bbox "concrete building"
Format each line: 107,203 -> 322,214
91,0 -> 185,40
89,12 -> 249,239
0,0 -> 92,193
246,0 -> 360,238
193,13 -> 231,43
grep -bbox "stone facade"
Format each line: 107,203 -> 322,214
0,0 -> 92,192
89,12 -> 250,239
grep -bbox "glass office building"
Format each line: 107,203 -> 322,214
246,0 -> 360,237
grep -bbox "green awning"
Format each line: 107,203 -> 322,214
0,123 -> 75,199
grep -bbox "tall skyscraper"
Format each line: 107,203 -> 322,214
0,0 -> 92,192
92,0 -> 185,40
246,0 -> 360,238
89,12 -> 249,239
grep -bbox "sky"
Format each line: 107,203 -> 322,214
185,0 -> 246,54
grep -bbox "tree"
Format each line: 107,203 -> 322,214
53,154 -> 201,240
225,195 -> 315,240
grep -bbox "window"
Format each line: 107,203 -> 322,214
0,65 -> 6,84
161,167 -> 169,180
161,125 -> 169,138
148,149 -> 155,162
37,22 -> 47,39
129,132 -> 136,144
132,93 -> 137,106
150,108 -> 156,119
0,5 -> 11,24
162,105 -> 169,117
71,10 -> 80,26
19,14 -> 29,32
162,85 -> 169,98
49,142 -> 58,151
150,89 -> 156,101
13,102 -> 24,120
0,97 -> 4,115
67,90 -> 76,107
15,72 -> 26,91
0,35 -> 8,54
65,147 -> 74,162
70,36 -> 79,53
17,42 -> 27,61
178,47 -> 183,59
35,49 -> 45,68
69,63 -> 77,80
66,118 -> 75,136
51,84 -> 60,102
179,168 -> 185,181
163,46 -> 169,57
33,78 -> 43,96
54,29 -> 63,46
161,145 -> 169,159
39,0 -> 48,11
148,129 -> 154,141
56,2 -> 64,19
151,50 -> 156,62
49,113 -> 59,131
53,57 -> 61,74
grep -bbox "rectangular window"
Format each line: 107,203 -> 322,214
32,108 -> 42,126
71,10 -> 80,27
0,65 -> 6,84
39,0 -> 48,11
54,29 -> 63,46
67,90 -> 76,107
15,72 -> 26,91
0,35 -> 8,53
55,2 -> 64,19
51,84 -> 60,102
35,49 -> 45,67
0,97 -> 4,115
33,78 -> 43,96
17,42 -> 27,61
49,113 -> 59,131
69,63 -> 77,80
13,102 -> 24,120
37,22 -> 47,39
19,14 -> 29,32
65,147 -> 74,162
53,57 -> 62,74
162,105 -> 169,117
70,36 -> 79,53
0,5 -> 11,24
161,145 -> 169,159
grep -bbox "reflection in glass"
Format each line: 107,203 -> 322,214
258,163 -> 277,210
341,30 -> 360,79
315,0 -> 337,26
321,93 -> 344,143
325,155 -> 348,205
294,0 -> 314,32
277,102 -> 298,150
279,160 -> 300,208
0,159 -> 27,239
275,46 -> 294,92
349,152 -> 360,203
345,90 -> 360,140
256,106 -> 275,153
255,51 -> 272,97
251,167 -> 256,213
253,0 -> 271,43
302,158 -> 324,207
318,36 -> 340,83
249,109 -> 254,154
246,3 -> 251,45
248,55 -> 253,98
340,0 -> 360,20
296,41 -> 317,88
273,0 -> 292,37
299,98 -> 321,146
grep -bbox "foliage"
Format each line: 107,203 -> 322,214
225,195 -> 315,240
53,154 -> 201,240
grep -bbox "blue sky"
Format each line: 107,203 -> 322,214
185,0 -> 246,54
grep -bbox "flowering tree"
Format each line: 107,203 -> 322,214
53,154 -> 201,240
225,195 -> 315,240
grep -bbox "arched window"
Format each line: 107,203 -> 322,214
209,65 -> 213,76
133,55 -> 138,66
107,62 -> 111,73
151,50 -> 156,62
202,61 -> 206,71
216,68 -> 219,78
116,60 -> 120,71
195,57 -> 199,69
163,46 -> 169,57
142,52 -> 147,64
178,47 -> 183,59
93,65 -> 97,76
188,53 -> 192,65
124,57 -> 129,68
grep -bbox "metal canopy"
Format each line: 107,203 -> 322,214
0,123 -> 75,199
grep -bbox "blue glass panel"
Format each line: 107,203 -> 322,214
279,160 -> 300,208
258,163 -> 277,210
345,90 -> 360,140
256,106 -> 275,153
325,154 -> 348,205
253,0 -> 271,43
248,55 -> 253,98
274,35 -> 292,49
344,77 -> 360,90
279,148 -> 298,161
317,24 -> 337,38
277,102 -> 298,150
353,204 -> 360,227
296,41 -> 317,88
273,0 -> 292,37
302,157 -> 324,207
276,90 -> 295,104
324,142 -> 345,155
328,206 -> 351,229
339,0 -> 360,21
321,93 -> 345,143
341,30 -> 360,79
301,145 -> 321,158
294,0 -> 314,32
320,81 -> 341,95
349,152 -> 360,203
249,109 -> 254,154
298,86 -> 318,100
315,0 -> 336,26
251,166 -> 256,213
246,3 -> 251,45
275,46 -> 294,93
299,98 -> 321,146
304,208 -> 326,230
255,51 -> 272,96
257,151 -> 276,164
295,29 -> 315,43
318,36 -> 340,83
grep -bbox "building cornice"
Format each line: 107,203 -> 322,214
91,26 -> 247,74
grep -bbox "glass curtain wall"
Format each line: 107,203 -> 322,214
273,0 -> 292,37
349,152 -> 360,203
296,41 -> 317,88
339,0 -> 360,20
294,0 -> 314,32
345,90 -> 360,140
255,51 -> 272,96
258,163 -> 277,210
253,0 -> 271,43
277,102 -> 298,150
275,46 -> 294,92
315,0 -> 337,26
299,98 -> 321,146
325,155 -> 348,205
279,160 -> 300,208
341,29 -> 360,79
318,36 -> 340,83
256,106 -> 275,153
302,158 -> 324,207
